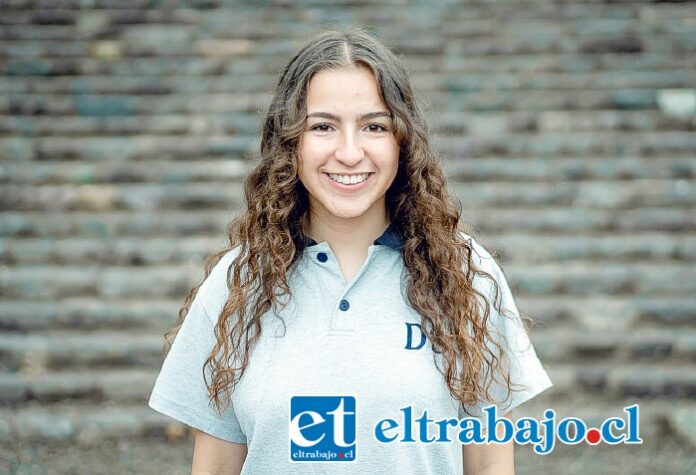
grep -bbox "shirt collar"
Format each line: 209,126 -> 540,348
303,222 -> 403,251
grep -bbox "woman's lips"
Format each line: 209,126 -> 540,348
324,173 -> 374,191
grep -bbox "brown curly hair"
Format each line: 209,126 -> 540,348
163,28 -> 521,417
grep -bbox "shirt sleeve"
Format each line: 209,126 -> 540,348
148,251 -> 247,444
458,235 -> 553,421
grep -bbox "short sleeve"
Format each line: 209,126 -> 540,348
458,235 -> 553,420
148,250 -> 247,443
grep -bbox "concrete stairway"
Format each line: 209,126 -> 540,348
1,1 -> 695,461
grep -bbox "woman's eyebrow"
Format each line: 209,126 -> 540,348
306,111 -> 392,121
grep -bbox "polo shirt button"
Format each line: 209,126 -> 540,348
317,252 -> 328,263
339,299 -> 350,311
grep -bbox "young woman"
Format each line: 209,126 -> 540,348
148,29 -> 552,474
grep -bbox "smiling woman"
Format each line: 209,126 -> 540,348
298,65 -> 399,274
148,28 -> 552,475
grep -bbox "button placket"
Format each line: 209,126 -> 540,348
328,246 -> 380,334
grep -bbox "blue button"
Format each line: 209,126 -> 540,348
317,252 -> 328,263
339,299 -> 350,311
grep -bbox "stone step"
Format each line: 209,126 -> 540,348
2,207 -> 694,241
437,110 -> 695,135
1,159 -> 250,184
0,235 -> 222,265
0,391 -> 692,445
433,89 -> 675,114
2,6 -> 693,35
0,297 -> 180,331
0,368 -> 155,405
2,178 -> 694,211
441,32 -> 696,57
436,70 -> 696,92
547,363 -> 696,400
531,327 -> 696,364
0,134 -> 258,161
446,156 -> 695,181
3,131 -> 693,161
1,294 -> 694,333
518,295 -> 696,329
0,330 -> 164,373
0,93 -> 265,117
2,110 -> 693,137
0,401 -> 167,443
466,206 -> 696,233
436,131 -> 696,158
0,114 -> 262,137
1,361 -> 695,407
0,50 -> 689,78
505,261 -> 696,296
488,232 -> 696,262
1,89 -> 686,117
1,28 -> 694,58
2,232 -> 695,266
0,182 -> 246,211
0,210 -> 232,238
1,262 -> 694,300
0,68 -> 693,95
2,155 -> 694,185
0,264 -> 197,299
2,326 -> 695,375
442,52 -> 696,75
1,1 -> 693,24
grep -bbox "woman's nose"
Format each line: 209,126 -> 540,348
334,132 -> 365,164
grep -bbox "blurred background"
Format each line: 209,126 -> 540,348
1,1 -> 695,474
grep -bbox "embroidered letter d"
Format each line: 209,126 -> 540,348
404,323 -> 426,350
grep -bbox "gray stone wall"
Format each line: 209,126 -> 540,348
1,1 -> 695,473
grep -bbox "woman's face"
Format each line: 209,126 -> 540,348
297,65 -> 399,223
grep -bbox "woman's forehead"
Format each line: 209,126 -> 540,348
305,67 -> 386,114
306,111 -> 391,122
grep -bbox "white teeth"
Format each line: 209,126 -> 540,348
328,173 -> 370,185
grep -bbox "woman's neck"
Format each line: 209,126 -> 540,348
304,206 -> 389,255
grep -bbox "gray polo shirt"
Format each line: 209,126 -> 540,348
148,226 -> 552,474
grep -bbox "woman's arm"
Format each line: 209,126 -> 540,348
462,410 -> 514,475
191,428 -> 248,475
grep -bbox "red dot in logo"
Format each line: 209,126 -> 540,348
586,428 -> 601,445
338,453 -> 344,458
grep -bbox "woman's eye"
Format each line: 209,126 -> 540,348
308,123 -> 388,132
310,123 -> 332,132
367,124 -> 388,132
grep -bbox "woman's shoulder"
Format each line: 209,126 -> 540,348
195,246 -> 243,321
457,230 -> 500,276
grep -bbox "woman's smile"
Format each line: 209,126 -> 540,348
324,172 -> 375,190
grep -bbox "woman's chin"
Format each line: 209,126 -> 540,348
329,210 -> 367,220
323,205 -> 370,220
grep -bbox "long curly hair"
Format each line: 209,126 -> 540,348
163,28 -> 520,417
